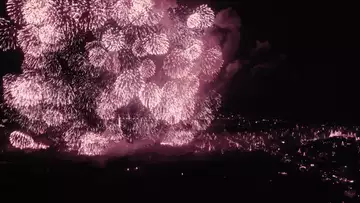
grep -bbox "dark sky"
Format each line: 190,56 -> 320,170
0,1 -> 346,124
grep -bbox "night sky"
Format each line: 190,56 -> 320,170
0,1 -> 354,202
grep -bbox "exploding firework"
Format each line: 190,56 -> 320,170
101,28 -> 126,52
144,33 -> 169,55
139,82 -> 162,109
38,24 -> 64,45
6,0 -> 25,25
187,4 -> 215,29
9,131 -> 48,150
87,45 -> 109,67
161,130 -> 195,146
22,0 -> 52,25
198,46 -> 224,78
113,69 -> 145,105
139,58 -> 156,78
163,49 -> 193,79
78,132 -> 109,156
1,0 -> 229,156
0,18 -> 18,51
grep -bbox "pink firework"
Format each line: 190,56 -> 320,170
145,8 -> 164,26
99,52 -> 121,74
161,130 -> 195,147
162,49 -> 193,79
144,33 -> 170,55
0,0 -> 235,156
117,48 -> 141,70
132,0 -> 154,9
109,0 -> 131,26
17,25 -> 46,57
18,25 -> 65,57
128,6 -> 150,26
4,71 -> 75,112
198,46 -> 224,77
151,81 -> 196,124
22,54 -> 47,70
22,0 -> 52,25
191,92 -> 221,131
40,77 -> 76,107
113,69 -> 145,105
41,108 -> 67,127
101,28 -> 126,52
38,24 -> 64,45
139,82 -> 162,109
139,58 -> 156,78
6,0 -> 25,25
183,38 -> 204,61
16,105 -> 45,124
132,39 -> 148,57
0,18 -> 18,51
63,120 -> 88,151
96,90 -> 123,120
166,19 -> 198,47
88,0 -> 108,30
187,4 -> 215,29
176,75 -> 200,98
87,45 -> 109,67
9,131 -> 48,150
104,118 -> 124,137
78,132 -> 109,156
4,74 -> 48,109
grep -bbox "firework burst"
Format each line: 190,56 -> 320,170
9,131 -> 49,150
163,49 -> 193,79
6,0 -> 25,25
187,4 -> 215,29
1,0 -> 230,155
139,82 -> 162,109
22,0 -> 52,25
139,58 -> 156,78
0,18 -> 18,51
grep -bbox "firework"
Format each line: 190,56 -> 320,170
38,24 -> 64,45
139,58 -> 156,78
6,0 -> 25,25
198,46 -> 224,77
163,49 -> 193,79
161,130 -> 195,146
1,0 -> 230,156
78,132 -> 109,156
139,82 -> 162,109
42,108 -> 67,127
151,81 -> 196,124
87,45 -> 109,67
110,0 -> 131,26
17,25 -> 44,57
144,33 -> 169,55
145,8 -> 164,26
132,38 -> 148,57
187,4 -> 215,29
113,69 -> 145,105
22,0 -> 52,25
4,74 -> 48,109
183,38 -> 204,61
0,18 -> 18,51
101,28 -> 126,52
96,90 -> 122,120
88,0 -> 108,30
118,48 -> 141,70
9,131 -> 48,150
